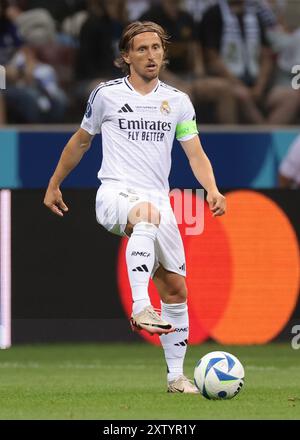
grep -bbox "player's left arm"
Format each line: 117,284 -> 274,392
180,136 -> 226,217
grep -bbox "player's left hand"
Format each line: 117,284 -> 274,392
207,191 -> 226,217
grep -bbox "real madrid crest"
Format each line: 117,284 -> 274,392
160,100 -> 171,115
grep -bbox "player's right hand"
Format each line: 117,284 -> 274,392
43,185 -> 69,217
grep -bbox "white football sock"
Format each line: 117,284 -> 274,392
159,301 -> 189,383
126,222 -> 158,315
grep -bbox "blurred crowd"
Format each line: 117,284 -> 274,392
1,0 -> 300,125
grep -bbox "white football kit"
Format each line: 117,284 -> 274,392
80,76 -> 198,277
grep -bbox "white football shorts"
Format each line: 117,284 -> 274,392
95,183 -> 186,277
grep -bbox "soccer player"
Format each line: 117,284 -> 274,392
44,21 -> 226,393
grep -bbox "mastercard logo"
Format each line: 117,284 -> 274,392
117,190 -> 300,345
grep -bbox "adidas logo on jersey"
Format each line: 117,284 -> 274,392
118,103 -> 134,113
132,265 -> 149,272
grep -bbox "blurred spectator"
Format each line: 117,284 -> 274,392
75,0 -> 127,102
249,0 -> 279,28
6,4 -> 75,77
263,0 -> 300,124
2,4 -> 77,123
0,93 -> 6,124
279,134 -> 300,188
127,0 -> 150,21
20,0 -> 86,25
61,9 -> 88,43
0,0 -> 22,65
201,0 -> 274,124
14,8 -> 56,44
5,45 -> 67,122
184,0 -> 217,23
0,0 -> 22,123
140,0 -> 238,124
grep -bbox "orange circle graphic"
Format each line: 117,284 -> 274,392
211,190 -> 300,344
186,202 -> 232,343
117,190 -> 300,345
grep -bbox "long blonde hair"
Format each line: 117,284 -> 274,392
115,21 -> 170,74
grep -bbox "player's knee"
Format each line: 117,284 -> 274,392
128,202 -> 160,227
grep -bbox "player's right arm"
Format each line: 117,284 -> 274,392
43,127 -> 93,216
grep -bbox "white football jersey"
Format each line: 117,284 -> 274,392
81,76 -> 198,192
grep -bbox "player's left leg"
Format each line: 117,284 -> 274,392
153,266 -> 198,393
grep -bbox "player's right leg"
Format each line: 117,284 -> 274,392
125,202 -> 174,335
95,185 -> 174,335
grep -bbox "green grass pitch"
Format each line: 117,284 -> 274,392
0,342 -> 299,419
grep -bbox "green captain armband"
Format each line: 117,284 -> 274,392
176,120 -> 198,140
